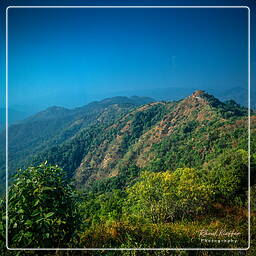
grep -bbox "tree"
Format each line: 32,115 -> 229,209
123,168 -> 213,224
7,162 -> 80,248
204,149 -> 249,204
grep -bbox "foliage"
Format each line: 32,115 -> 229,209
7,163 -> 81,248
88,164 -> 141,194
147,117 -> 250,173
0,198 -> 5,252
203,149 -> 250,204
80,189 -> 125,228
123,168 -> 214,224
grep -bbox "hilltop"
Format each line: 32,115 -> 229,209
1,90 -> 252,192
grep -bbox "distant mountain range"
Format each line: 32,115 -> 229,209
94,86 -> 253,108
0,91 -> 254,194
0,108 -> 31,131
1,86 -> 253,132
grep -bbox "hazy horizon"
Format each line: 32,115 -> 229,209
5,7 -> 248,110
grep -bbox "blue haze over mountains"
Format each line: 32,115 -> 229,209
0,86 -> 252,131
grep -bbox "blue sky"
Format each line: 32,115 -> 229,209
0,0 -> 254,111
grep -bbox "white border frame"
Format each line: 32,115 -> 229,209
5,5 -> 251,251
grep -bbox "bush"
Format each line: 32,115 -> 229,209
123,168 -> 214,224
7,162 -> 81,248
203,149 -> 249,204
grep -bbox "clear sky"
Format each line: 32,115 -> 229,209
1,0 -> 253,111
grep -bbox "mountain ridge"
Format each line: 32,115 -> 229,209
0,96 -> 155,190
0,91 -> 254,194
73,90 -> 251,188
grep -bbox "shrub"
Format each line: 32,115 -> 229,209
7,162 -> 80,248
123,168 -> 213,224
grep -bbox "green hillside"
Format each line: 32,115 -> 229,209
0,91 -> 255,252
0,96 -> 154,191
21,91 -> 254,191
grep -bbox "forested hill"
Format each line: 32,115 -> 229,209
73,90 -> 254,190
2,90 -> 253,193
0,96 -> 154,192
2,90 -> 255,250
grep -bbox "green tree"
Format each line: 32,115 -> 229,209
7,162 -> 81,248
204,149 -> 249,204
123,168 -> 213,224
